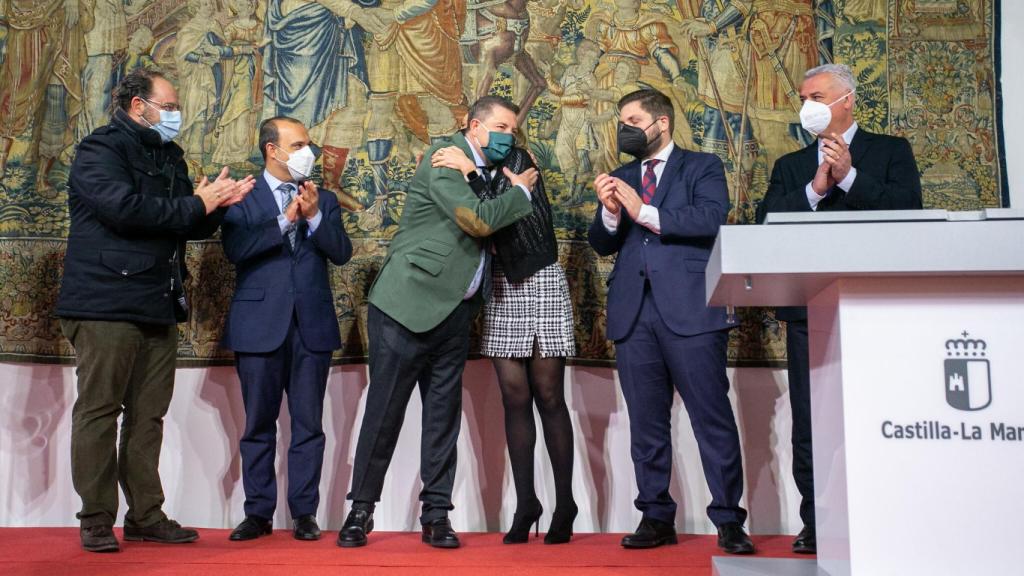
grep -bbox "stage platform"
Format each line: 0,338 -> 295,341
0,528 -> 810,575
712,557 -> 821,576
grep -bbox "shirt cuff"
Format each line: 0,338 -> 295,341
601,205 -> 620,233
277,213 -> 294,235
517,183 -> 531,201
306,210 -> 322,236
636,204 -> 661,234
837,166 -> 857,192
805,182 -> 824,211
462,250 -> 486,300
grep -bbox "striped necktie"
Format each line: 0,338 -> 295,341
279,183 -> 297,248
642,159 -> 660,204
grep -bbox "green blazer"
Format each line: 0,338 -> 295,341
368,132 -> 533,333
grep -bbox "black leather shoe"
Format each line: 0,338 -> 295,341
293,515 -> 321,541
421,518 -> 460,549
123,518 -> 199,544
792,525 -> 816,554
81,525 -> 119,553
717,522 -> 755,555
337,509 -> 373,548
620,518 -> 677,549
229,516 -> 272,541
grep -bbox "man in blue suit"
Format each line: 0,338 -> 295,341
588,89 -> 753,554
221,116 -> 353,542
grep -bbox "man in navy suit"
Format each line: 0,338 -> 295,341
588,89 -> 753,554
221,116 -> 353,542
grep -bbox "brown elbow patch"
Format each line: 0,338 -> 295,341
454,206 -> 492,236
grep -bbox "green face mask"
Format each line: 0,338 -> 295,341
480,124 -> 515,163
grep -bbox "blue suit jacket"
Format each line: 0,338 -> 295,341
588,145 -> 733,341
221,177 -> 353,353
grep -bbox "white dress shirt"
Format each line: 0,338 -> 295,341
263,170 -> 322,236
805,122 -> 859,210
601,141 -> 673,234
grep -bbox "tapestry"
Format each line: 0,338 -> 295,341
0,0 -> 1007,366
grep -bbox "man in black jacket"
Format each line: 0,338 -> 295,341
56,69 -> 255,553
755,63 -> 922,554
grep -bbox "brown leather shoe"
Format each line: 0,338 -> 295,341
123,518 -> 198,544
81,525 -> 119,553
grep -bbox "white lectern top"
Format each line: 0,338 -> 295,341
706,209 -> 1024,307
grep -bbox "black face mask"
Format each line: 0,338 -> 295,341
617,120 -> 661,158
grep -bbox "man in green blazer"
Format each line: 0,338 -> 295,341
339,96 -> 537,549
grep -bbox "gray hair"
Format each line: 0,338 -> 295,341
805,63 -> 857,93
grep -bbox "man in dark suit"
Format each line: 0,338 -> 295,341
221,116 -> 353,542
588,89 -> 753,555
755,63 -> 922,554
338,96 -> 535,549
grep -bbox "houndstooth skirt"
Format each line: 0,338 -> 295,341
480,262 -> 576,358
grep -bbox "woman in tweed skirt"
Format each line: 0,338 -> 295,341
432,137 -> 577,545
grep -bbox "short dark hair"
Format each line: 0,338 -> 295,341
258,116 -> 303,160
112,69 -> 166,113
617,89 -> 675,133
467,96 -> 520,125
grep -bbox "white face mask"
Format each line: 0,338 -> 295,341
142,100 -> 182,143
274,144 -> 316,182
799,91 -> 853,136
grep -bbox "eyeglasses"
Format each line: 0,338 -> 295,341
143,98 -> 181,112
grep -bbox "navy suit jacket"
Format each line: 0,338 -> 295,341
588,145 -> 732,341
221,177 -> 353,353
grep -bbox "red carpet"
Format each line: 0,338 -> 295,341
0,529 -> 811,575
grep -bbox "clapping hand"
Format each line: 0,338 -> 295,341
296,180 -> 320,219
821,133 -> 852,183
214,167 -> 256,207
609,177 -> 643,220
811,158 -> 836,197
594,173 -> 621,215
195,167 -> 256,214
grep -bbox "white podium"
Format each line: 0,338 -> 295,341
706,209 -> 1024,576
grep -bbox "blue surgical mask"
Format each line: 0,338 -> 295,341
143,100 -> 182,143
478,122 -> 515,163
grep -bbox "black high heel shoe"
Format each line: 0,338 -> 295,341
503,499 -> 543,544
544,502 -> 578,545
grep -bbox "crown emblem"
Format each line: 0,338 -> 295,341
945,331 -> 987,358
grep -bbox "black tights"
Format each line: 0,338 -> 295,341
492,342 -> 575,512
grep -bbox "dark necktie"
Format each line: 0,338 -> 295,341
642,159 -> 660,204
279,183 -> 297,248
475,166 -> 494,299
